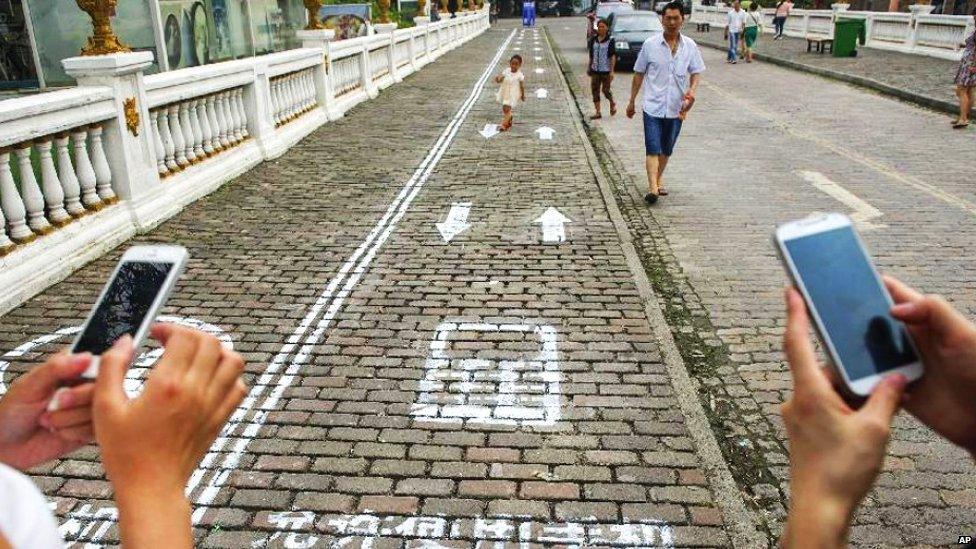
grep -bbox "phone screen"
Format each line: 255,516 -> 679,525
784,226 -> 917,380
73,261 -> 174,355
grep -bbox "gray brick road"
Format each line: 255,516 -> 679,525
547,15 -> 976,547
0,21 -> 740,548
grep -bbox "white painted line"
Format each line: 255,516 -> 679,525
534,206 -> 571,243
796,170 -> 886,231
436,202 -> 472,242
479,122 -> 500,139
535,125 -> 556,140
78,29 -> 521,541
252,512 -> 675,547
535,67 -> 545,74
535,88 -> 549,99
411,321 -> 562,426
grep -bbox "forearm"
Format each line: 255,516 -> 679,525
116,486 -> 193,548
688,73 -> 701,95
629,73 -> 642,104
780,489 -> 852,549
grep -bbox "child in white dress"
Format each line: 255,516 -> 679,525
494,54 -> 525,131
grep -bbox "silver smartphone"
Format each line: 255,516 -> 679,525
775,213 -> 922,397
71,245 -> 188,379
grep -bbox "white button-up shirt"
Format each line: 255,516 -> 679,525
727,9 -> 747,32
633,33 -> 706,119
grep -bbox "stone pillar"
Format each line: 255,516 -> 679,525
374,22 -> 398,33
296,28 -> 342,120
61,52 -> 158,204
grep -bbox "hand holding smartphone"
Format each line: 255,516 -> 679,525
775,213 -> 922,397
70,245 -> 188,380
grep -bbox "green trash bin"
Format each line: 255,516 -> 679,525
833,19 -> 866,57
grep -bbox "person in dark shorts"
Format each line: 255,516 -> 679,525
588,18 -> 618,120
625,0 -> 705,204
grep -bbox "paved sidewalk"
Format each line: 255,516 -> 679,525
548,15 -> 976,547
0,20 -> 740,547
687,28 -> 974,117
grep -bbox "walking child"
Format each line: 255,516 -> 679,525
495,54 -> 526,131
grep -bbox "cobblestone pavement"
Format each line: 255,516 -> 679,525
687,27 -> 973,116
547,16 -> 976,547
0,20 -> 749,548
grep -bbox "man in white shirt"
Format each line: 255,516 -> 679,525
726,0 -> 747,63
625,0 -> 705,204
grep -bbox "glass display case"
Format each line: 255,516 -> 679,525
0,0 -> 38,89
25,0 -> 159,87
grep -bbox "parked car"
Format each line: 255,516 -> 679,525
609,12 -> 664,70
586,1 -> 635,40
539,0 -> 560,16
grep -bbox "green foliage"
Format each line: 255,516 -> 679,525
324,0 -> 415,27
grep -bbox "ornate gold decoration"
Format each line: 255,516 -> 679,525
75,0 -> 131,56
418,0 -> 427,16
303,0 -> 325,29
468,0 -> 475,11
123,97 -> 140,136
440,0 -> 449,14
377,0 -> 392,23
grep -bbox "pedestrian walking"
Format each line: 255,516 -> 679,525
725,0 -> 746,63
772,0 -> 792,39
626,0 -> 705,204
951,6 -> 976,129
431,1 -> 442,21
495,54 -> 526,131
588,19 -> 618,120
743,2 -> 763,62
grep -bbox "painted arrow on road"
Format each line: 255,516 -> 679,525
535,126 -> 555,140
437,202 -> 472,242
535,88 -> 549,99
480,123 -> 500,139
796,170 -> 886,231
534,207 -> 571,243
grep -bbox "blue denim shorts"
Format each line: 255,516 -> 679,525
642,113 -> 683,156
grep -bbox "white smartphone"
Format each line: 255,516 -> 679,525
71,245 -> 188,379
775,213 -> 922,397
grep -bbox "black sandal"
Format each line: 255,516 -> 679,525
952,121 -> 970,129
644,193 -> 659,205
658,188 -> 669,196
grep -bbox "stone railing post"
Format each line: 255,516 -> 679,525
376,24 -> 401,83
243,59 -> 278,158
361,42 -> 379,99
61,52 -> 158,204
297,29 -> 342,120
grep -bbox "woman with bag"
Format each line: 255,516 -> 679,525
743,2 -> 763,63
772,0 -> 792,39
951,6 -> 976,129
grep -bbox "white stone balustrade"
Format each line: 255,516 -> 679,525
150,88 -> 250,176
0,7 -> 491,316
0,117 -> 116,250
690,4 -> 972,59
271,69 -> 316,127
